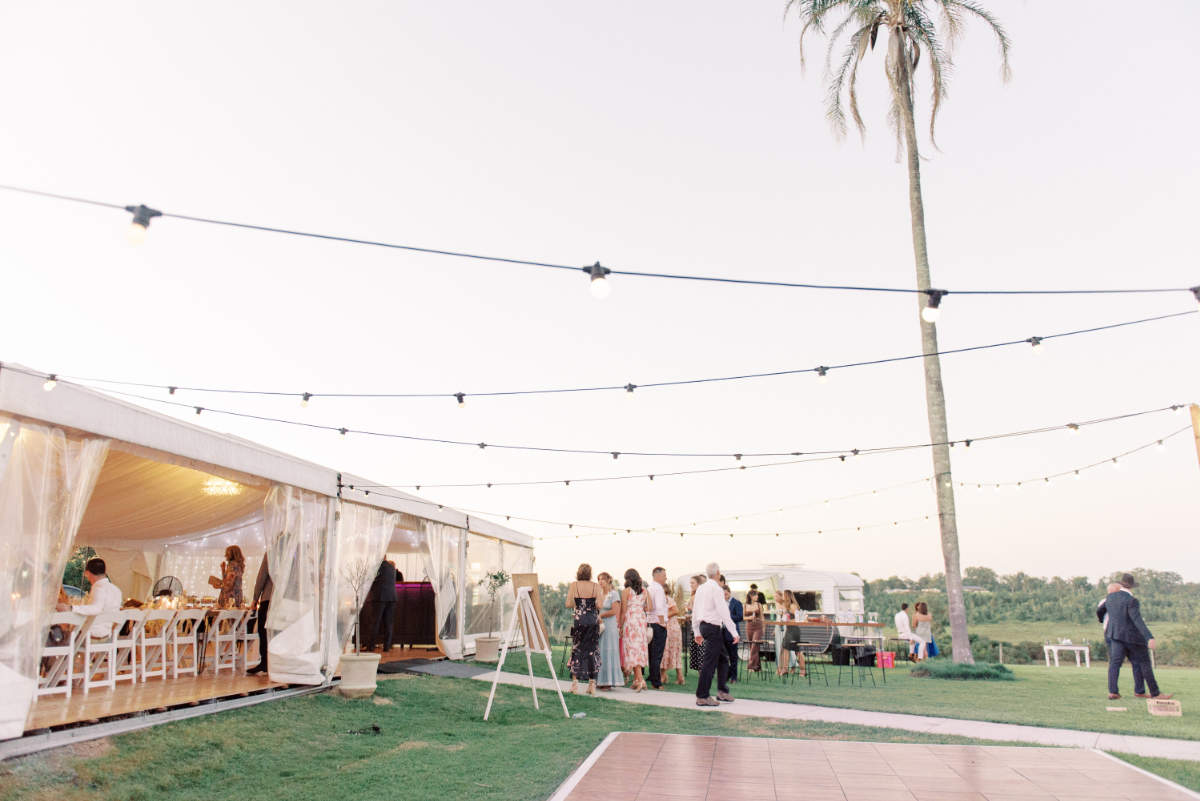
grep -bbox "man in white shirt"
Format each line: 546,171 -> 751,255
894,603 -> 919,659
58,558 -> 123,637
647,567 -> 669,689
692,562 -> 738,707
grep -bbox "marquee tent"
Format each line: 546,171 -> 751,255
0,364 -> 533,741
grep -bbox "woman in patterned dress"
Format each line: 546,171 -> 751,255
686,574 -> 707,672
660,578 -> 685,686
209,545 -> 245,608
595,572 -> 623,690
566,563 -> 602,695
619,568 -> 650,692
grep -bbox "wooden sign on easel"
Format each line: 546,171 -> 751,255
482,584 -> 568,721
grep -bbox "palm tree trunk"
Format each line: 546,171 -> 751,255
889,28 -> 973,664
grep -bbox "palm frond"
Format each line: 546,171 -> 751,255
903,4 -> 951,148
826,22 -> 874,139
942,0 -> 1012,81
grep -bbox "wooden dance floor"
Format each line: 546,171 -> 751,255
378,645 -> 443,665
552,732 -> 1195,801
26,673 -> 285,732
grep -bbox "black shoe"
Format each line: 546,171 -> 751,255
246,666 -> 267,675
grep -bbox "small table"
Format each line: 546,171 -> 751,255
1043,643 -> 1090,668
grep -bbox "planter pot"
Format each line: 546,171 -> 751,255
336,652 -> 381,698
475,636 -> 502,662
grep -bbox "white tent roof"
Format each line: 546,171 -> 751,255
0,364 -> 532,548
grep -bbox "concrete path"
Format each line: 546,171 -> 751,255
404,662 -> 1200,761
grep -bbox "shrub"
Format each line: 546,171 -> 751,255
910,659 -> 1015,681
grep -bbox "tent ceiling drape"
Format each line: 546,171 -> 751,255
76,449 -> 268,545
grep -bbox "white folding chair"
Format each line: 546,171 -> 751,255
139,609 -> 177,682
237,610 -> 260,671
37,611 -> 84,699
169,609 -> 207,679
112,610 -> 146,685
211,609 -> 246,675
83,613 -> 122,694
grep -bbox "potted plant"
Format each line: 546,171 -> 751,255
336,556 -> 380,698
473,569 -> 509,662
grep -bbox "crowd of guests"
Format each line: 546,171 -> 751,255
565,562 -> 761,703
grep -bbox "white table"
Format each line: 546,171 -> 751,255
1043,644 -> 1090,668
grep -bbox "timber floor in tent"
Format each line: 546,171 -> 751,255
377,645 -> 444,664
26,673 -> 285,732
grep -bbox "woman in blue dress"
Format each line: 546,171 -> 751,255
595,571 -> 624,691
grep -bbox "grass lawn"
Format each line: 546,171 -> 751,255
2,674 -> 1059,801
1112,751 -> 1200,793
474,645 -> 1200,740
969,620 -> 1190,646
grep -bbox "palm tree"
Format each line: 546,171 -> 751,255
787,0 -> 1010,663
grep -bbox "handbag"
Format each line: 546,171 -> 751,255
927,637 -> 939,658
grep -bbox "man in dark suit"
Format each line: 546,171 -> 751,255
1097,581 -> 1145,694
247,555 -> 272,675
369,559 -> 398,652
1104,573 -> 1171,700
723,584 -> 744,682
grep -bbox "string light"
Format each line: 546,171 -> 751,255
586,262 -> 611,299
42,374 -> 57,391
125,204 -> 161,246
301,392 -> 312,408
1192,286 -> 1200,304
455,392 -> 465,408
4,184 -> 1193,302
31,309 -> 1197,404
921,289 -> 947,323
625,383 -> 636,395
1067,423 -> 1080,434
1028,336 -> 1044,354
817,366 -> 829,383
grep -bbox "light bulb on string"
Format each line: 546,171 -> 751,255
921,289 -> 947,323
300,392 -> 312,408
1028,336 -> 1044,354
816,366 -> 829,384
455,392 -> 465,408
1156,439 -> 1166,452
1074,470 -> 1083,480
125,204 -> 161,246
42,374 -> 57,392
1112,457 -> 1120,469
1067,423 -> 1080,435
624,383 -> 636,396
586,262 -> 611,299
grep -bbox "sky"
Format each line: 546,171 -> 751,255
1,0 -> 1197,587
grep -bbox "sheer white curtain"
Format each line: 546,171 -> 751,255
0,417 -> 109,740
333,502 -> 398,653
419,521 -> 463,659
263,485 -> 333,685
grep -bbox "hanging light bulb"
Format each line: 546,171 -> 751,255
125,204 -> 162,246
816,366 -> 829,384
585,262 -> 611,299
1074,469 -> 1082,480
1028,336 -> 1044,354
300,392 -> 312,408
1111,457 -> 1120,469
1156,439 -> 1166,452
921,289 -> 947,323
455,392 -> 465,408
625,383 -> 636,396
1067,423 -> 1080,435
1191,286 -> 1200,305
42,373 -> 58,391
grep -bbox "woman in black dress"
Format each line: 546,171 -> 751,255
566,563 -> 602,695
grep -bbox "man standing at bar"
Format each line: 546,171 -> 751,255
646,567 -> 669,689
370,558 -> 398,653
723,583 -> 743,682
693,562 -> 738,707
247,555 -> 273,676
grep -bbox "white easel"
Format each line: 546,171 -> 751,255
483,585 -> 569,721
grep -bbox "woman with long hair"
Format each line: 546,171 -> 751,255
744,586 -> 765,673
779,590 -> 807,678
912,601 -> 934,660
619,568 -> 650,691
209,545 -> 245,608
566,563 -> 603,695
660,578 -> 685,686
686,574 -> 706,673
595,572 -> 623,691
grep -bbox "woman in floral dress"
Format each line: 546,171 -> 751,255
566,563 -> 602,695
619,568 -> 650,691
210,545 -> 245,608
660,579 -> 685,685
